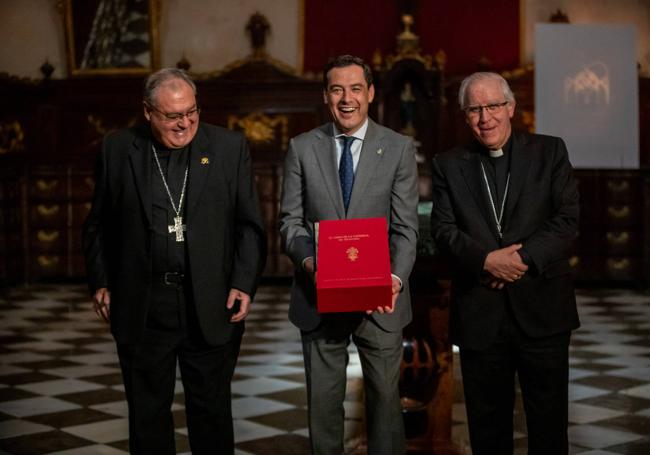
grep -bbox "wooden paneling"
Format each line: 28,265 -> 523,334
0,61 -> 326,283
572,170 -> 648,284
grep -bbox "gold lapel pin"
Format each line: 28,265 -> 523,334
377,148 -> 383,155
201,157 -> 209,165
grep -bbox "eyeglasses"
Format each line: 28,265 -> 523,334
148,104 -> 200,122
465,101 -> 509,116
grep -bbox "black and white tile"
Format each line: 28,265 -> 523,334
0,284 -> 648,454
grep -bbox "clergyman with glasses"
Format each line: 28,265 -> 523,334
430,72 -> 579,454
83,68 -> 266,453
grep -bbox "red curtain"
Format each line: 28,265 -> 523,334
303,0 -> 520,75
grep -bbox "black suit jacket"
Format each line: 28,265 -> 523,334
431,131 -> 580,350
83,123 -> 266,346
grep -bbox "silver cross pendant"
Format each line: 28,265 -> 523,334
168,216 -> 187,242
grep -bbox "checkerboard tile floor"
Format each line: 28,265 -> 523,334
0,285 -> 648,454
450,289 -> 650,455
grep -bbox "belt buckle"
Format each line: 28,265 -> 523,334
163,272 -> 182,286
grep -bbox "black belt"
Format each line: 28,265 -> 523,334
155,272 -> 185,286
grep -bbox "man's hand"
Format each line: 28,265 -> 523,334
93,287 -> 110,323
227,288 -> 251,322
486,278 -> 507,289
304,257 -> 316,284
483,244 -> 529,282
366,276 -> 401,315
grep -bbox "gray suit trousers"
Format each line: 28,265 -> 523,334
301,315 -> 405,455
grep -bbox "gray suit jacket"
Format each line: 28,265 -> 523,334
280,119 -> 419,332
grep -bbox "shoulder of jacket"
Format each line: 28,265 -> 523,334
517,130 -> 561,145
105,125 -> 139,143
291,123 -> 330,147
435,144 -> 469,162
373,122 -> 410,143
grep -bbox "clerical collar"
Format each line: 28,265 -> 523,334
480,133 -> 513,159
333,118 -> 369,141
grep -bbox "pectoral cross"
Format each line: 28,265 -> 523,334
168,216 -> 187,242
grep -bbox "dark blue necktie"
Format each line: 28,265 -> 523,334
339,136 -> 355,211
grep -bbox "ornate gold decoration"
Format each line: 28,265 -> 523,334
36,179 -> 59,192
87,115 -> 137,147
607,205 -> 630,219
501,63 -> 535,80
196,53 -> 298,80
88,115 -> 110,137
37,230 -> 60,243
346,246 -> 359,262
227,111 -> 289,150
37,205 -> 61,217
607,180 -> 630,193
194,12 -> 300,80
606,231 -> 630,246
0,72 -> 41,84
0,121 -> 25,155
434,49 -> 447,72
607,258 -> 630,271
372,49 -> 383,71
521,110 -> 535,133
201,157 -> 209,165
385,15 -> 434,70
569,256 -> 580,268
37,255 -> 60,267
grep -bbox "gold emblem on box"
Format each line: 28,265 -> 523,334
346,246 -> 359,262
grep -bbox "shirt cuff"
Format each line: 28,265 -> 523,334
301,256 -> 314,270
518,248 -> 537,274
391,274 -> 403,291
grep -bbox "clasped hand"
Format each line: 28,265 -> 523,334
483,244 -> 529,289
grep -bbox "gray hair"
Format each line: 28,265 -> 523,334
143,68 -> 197,106
458,72 -> 515,110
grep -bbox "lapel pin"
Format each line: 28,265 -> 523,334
377,148 -> 383,155
201,157 -> 209,165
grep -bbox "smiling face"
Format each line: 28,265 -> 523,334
323,64 -> 375,135
143,78 -> 199,149
465,78 -> 515,150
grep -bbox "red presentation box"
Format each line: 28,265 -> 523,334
316,217 -> 392,313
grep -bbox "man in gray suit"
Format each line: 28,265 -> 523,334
280,55 -> 419,454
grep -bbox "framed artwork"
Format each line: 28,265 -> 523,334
63,0 -> 160,76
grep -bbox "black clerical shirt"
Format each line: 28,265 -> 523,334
152,142 -> 189,274
479,135 -> 535,271
149,141 -> 191,331
479,135 -> 512,245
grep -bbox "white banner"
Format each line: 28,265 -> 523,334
535,24 -> 638,169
